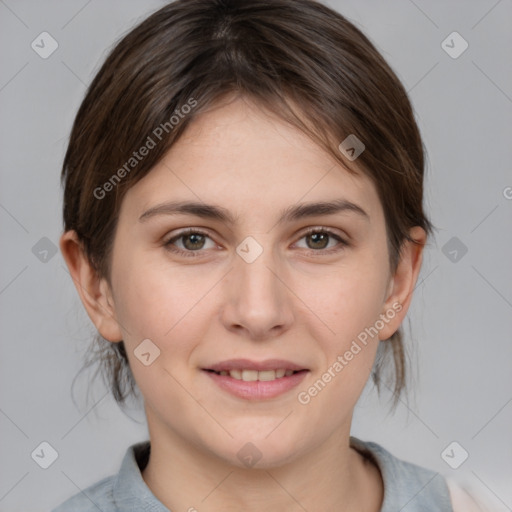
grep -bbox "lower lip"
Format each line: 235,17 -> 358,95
203,370 -> 309,400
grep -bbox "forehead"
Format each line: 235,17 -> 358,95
121,97 -> 383,226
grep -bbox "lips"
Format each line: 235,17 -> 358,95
205,358 -> 306,372
204,358 -> 307,381
202,359 -> 309,399
207,368 -> 298,381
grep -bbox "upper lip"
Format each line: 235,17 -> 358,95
205,359 -> 308,372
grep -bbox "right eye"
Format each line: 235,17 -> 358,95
164,228 -> 217,257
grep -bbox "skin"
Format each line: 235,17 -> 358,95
61,95 -> 426,512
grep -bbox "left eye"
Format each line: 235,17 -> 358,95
295,229 -> 346,251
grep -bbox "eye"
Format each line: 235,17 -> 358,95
294,228 -> 348,254
163,227 -> 348,258
164,229 -> 217,257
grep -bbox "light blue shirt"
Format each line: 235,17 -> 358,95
52,436 -> 454,511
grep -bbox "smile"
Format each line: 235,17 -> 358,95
202,359 -> 309,400
208,369 -> 298,381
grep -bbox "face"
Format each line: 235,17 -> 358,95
76,96 -> 418,468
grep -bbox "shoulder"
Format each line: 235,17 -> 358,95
51,440 -> 160,512
350,436 -> 454,511
350,437 -> 497,512
51,475 -> 116,512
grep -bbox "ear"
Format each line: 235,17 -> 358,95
378,226 -> 427,341
59,230 -> 123,343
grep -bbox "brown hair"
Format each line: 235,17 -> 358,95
62,0 -> 434,412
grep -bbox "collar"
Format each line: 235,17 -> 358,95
112,440 -> 169,511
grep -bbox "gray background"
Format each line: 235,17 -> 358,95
0,1 -> 511,511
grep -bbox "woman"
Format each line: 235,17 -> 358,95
53,0 -> 489,510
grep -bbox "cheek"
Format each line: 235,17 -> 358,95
111,264 -> 211,408
295,258 -> 389,407
110,251 -> 215,358
293,270 -> 386,417
298,258 -> 388,341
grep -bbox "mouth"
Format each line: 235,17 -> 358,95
202,359 -> 309,400
204,368 -> 304,381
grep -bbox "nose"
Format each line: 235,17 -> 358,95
220,237 -> 294,341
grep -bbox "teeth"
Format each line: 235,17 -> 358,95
230,369 -> 242,380
217,369 -> 297,381
242,370 -> 259,381
258,370 -> 276,381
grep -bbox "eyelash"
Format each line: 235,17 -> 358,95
163,227 -> 348,258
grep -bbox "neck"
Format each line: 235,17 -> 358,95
140,409 -> 383,512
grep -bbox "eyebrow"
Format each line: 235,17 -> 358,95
138,198 -> 369,225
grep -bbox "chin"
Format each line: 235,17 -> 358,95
207,429 -> 308,470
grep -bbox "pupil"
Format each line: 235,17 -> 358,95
185,234 -> 204,250
309,232 -> 328,249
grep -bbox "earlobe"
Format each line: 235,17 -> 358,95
59,230 -> 123,343
378,226 -> 427,341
